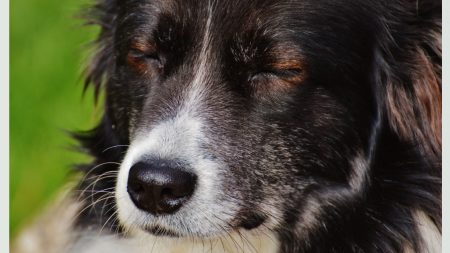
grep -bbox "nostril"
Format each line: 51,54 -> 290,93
160,188 -> 175,200
159,186 -> 191,203
159,188 -> 182,209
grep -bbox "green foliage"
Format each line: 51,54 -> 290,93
10,0 -> 100,237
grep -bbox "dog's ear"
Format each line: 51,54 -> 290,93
383,47 -> 441,159
375,1 -> 441,160
83,0 -> 119,101
74,0 -> 126,170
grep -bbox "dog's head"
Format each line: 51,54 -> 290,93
79,0 -> 441,244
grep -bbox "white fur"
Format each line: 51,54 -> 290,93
413,211 -> 441,253
116,114 -> 240,236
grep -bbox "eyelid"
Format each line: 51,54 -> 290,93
270,59 -> 303,72
128,49 -> 147,58
270,59 -> 304,77
128,40 -> 158,56
256,64 -> 303,79
128,48 -> 159,60
249,62 -> 305,87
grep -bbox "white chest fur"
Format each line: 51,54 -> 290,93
70,230 -> 280,253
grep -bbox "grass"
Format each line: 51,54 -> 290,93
10,0 -> 101,237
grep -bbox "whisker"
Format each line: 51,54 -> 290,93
99,209 -> 119,235
102,144 -> 130,153
71,194 -> 116,223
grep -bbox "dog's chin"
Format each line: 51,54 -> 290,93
135,213 -> 267,239
130,222 -> 221,239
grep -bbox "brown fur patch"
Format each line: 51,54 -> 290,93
271,59 -> 305,85
127,41 -> 159,75
269,45 -> 306,86
385,46 -> 441,158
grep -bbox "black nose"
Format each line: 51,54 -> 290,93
127,160 -> 197,214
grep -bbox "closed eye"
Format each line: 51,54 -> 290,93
257,68 -> 302,79
128,49 -> 159,61
251,66 -> 303,84
127,48 -> 163,74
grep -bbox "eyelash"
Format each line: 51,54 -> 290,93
251,68 -> 303,82
128,49 -> 160,62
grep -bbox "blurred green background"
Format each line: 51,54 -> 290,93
10,0 -> 101,237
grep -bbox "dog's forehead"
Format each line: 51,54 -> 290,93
123,0 -> 367,21
118,0 -> 372,53
120,0 -> 291,32
146,0 -> 295,17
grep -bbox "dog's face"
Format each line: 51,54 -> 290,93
111,0 -> 377,238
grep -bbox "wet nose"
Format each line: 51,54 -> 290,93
127,160 -> 197,214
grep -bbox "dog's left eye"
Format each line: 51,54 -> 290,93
250,64 -> 304,91
252,68 -> 303,82
249,55 -> 305,85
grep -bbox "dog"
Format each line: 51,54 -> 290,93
13,0 -> 441,252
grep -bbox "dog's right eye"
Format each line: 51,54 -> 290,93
128,48 -> 159,59
126,43 -> 163,75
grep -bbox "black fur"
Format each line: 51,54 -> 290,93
74,0 -> 441,252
